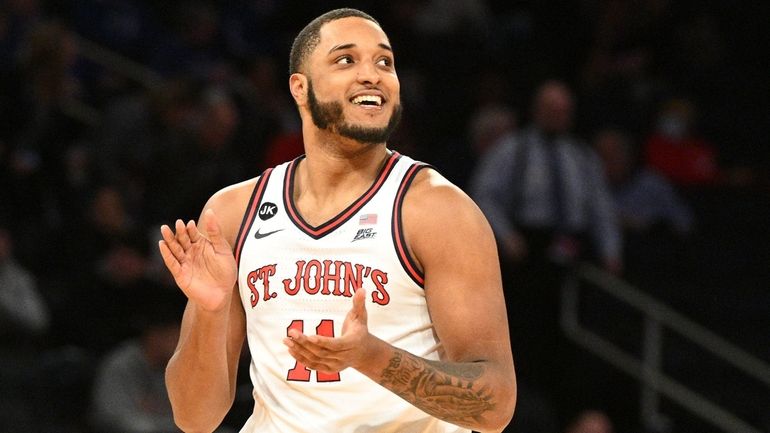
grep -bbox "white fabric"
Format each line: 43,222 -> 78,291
236,153 -> 468,433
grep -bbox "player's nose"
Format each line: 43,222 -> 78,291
356,61 -> 381,85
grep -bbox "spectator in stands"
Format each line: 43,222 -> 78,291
93,77 -> 199,223
53,185 -> 151,351
470,80 -> 621,272
147,1 -> 229,81
470,79 -> 622,424
70,0 -> 158,61
1,20 -> 89,265
0,224 -> 50,431
0,225 -> 49,337
89,285 -> 236,433
595,126 -> 699,303
146,84 -> 246,223
595,127 -> 694,237
644,98 -> 757,190
237,55 -> 299,171
643,98 -> 719,187
89,288 -> 182,433
438,102 -> 517,188
577,0 -> 670,134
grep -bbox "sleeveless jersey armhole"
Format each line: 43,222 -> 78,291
234,168 -> 273,266
391,163 -> 432,288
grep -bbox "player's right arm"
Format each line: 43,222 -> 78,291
158,180 -> 254,432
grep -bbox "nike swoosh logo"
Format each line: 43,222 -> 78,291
254,228 -> 284,239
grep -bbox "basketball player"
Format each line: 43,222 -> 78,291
159,8 -> 516,433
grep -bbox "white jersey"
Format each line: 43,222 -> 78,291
234,152 -> 469,433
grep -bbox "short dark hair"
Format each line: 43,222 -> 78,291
289,8 -> 380,75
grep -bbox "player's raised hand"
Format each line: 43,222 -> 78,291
159,209 -> 237,312
341,285 -> 369,339
283,288 -> 372,373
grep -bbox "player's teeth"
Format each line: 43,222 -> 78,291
352,95 -> 382,106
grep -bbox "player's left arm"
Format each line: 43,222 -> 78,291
382,168 -> 517,431
283,168 -> 516,432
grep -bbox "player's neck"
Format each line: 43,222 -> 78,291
301,143 -> 389,194
294,134 -> 390,225
304,126 -> 388,182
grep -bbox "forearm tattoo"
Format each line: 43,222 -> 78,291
379,350 -> 495,426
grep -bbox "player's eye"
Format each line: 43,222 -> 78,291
335,56 -> 354,65
377,57 -> 393,67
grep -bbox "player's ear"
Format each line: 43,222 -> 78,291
289,73 -> 308,106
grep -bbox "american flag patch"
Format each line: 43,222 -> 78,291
359,213 -> 378,225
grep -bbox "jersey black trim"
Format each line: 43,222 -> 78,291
234,168 -> 273,266
283,152 -> 402,239
391,162 -> 432,288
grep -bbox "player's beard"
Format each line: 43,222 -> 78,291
307,80 -> 402,145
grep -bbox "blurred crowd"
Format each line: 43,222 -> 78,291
1,0 -> 768,432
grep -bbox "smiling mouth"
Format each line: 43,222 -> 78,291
350,95 -> 383,107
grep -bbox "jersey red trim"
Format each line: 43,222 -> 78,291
283,152 -> 402,239
234,168 -> 273,266
391,163 -> 430,288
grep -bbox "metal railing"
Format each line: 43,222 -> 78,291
75,35 -> 165,90
58,35 -> 166,127
561,263 -> 770,433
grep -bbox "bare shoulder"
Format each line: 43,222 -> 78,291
202,177 -> 260,247
403,168 -> 489,230
402,168 -> 497,269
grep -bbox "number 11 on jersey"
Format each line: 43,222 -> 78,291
286,319 -> 341,382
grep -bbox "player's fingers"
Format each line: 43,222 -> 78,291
351,287 -> 367,322
306,336 -> 344,355
203,209 -> 230,253
288,332 -> 318,351
286,333 -> 324,353
286,346 -> 337,372
287,330 -> 342,351
175,219 -> 192,250
160,225 -> 186,262
289,330 -> 323,348
288,334 -> 348,360
306,361 -> 340,373
285,341 -> 343,368
160,224 -> 175,242
284,337 -> 317,361
186,219 -> 202,242
158,240 -> 182,275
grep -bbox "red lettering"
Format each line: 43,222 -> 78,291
286,319 -> 340,382
259,264 -> 277,302
247,270 -> 260,307
322,260 -> 344,295
247,264 -> 278,307
370,269 -> 390,305
283,260 -> 305,295
286,320 -> 310,381
343,262 -> 364,297
304,260 -> 322,295
281,259 -> 389,305
314,320 -> 340,381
